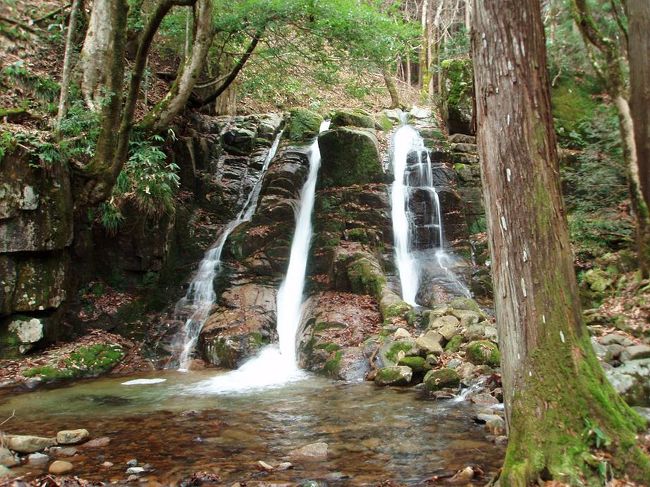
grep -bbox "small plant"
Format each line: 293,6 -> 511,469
582,418 -> 610,449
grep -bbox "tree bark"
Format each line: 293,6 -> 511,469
55,0 -> 83,134
382,68 -> 401,109
79,0 -> 125,111
628,0 -> 650,275
140,0 -> 213,132
471,0 -> 650,484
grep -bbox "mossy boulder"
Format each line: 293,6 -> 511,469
423,368 -> 461,391
440,58 -> 474,135
1,316 -> 49,357
465,340 -> 501,367
287,108 -> 323,143
379,289 -> 411,321
318,128 -> 382,188
378,338 -> 419,367
347,255 -> 386,297
445,335 -> 463,353
398,355 -> 429,372
21,344 -> 124,380
448,297 -> 485,316
582,268 -> 614,293
375,365 -> 413,386
330,109 -> 375,129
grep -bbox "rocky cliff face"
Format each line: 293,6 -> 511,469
0,148 -> 73,357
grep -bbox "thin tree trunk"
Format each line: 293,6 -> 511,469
628,0 -> 650,276
195,27 -> 263,108
382,68 -> 401,109
141,0 -> 214,132
471,0 -> 649,484
55,0 -> 83,134
406,50 -> 412,86
419,0 -> 429,90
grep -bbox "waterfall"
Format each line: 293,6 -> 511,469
275,119 -> 330,364
190,121 -> 329,393
390,114 -> 469,306
171,131 -> 283,371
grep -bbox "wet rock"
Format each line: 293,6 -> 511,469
127,466 -> 146,474
6,434 -> 56,453
456,361 -> 477,381
423,368 -> 460,391
28,452 -> 50,466
375,366 -> 413,386
416,331 -> 445,356
470,392 -> 499,407
288,442 -> 328,460
50,446 -> 78,457
0,448 -> 17,467
126,459 -> 138,467
377,338 -> 419,367
257,460 -> 274,471
465,341 -> 500,367
80,436 -> 111,448
277,462 -> 294,470
56,429 -> 89,445
318,128 -> 382,188
221,127 -> 256,155
485,416 -> 506,435
621,345 -> 650,362
49,460 -> 74,475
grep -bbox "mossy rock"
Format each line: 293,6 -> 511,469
423,368 -> 461,391
317,128 -> 382,188
379,339 -> 418,367
448,297 -> 485,317
440,58 -> 474,135
465,340 -> 500,367
582,268 -> 614,293
287,108 -> 323,143
445,335 -> 463,353
375,365 -> 413,386
330,109 -> 375,129
347,256 -> 386,297
22,344 -> 124,380
398,355 -> 429,372
323,350 -> 343,377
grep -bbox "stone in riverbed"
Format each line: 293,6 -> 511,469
28,452 -> 50,466
49,460 -> 74,475
423,368 -> 461,391
6,434 -> 56,453
288,442 -> 328,460
428,314 -> 459,331
375,366 -> 413,386
398,356 -> 429,372
465,340 -> 500,367
56,429 -> 89,445
50,446 -> 78,457
79,436 -> 110,448
0,448 -> 17,467
0,465 -> 14,479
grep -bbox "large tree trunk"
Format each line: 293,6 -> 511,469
628,0 -> 650,276
79,0 -> 127,111
140,0 -> 213,132
471,0 -> 650,484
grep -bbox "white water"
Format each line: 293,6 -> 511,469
390,114 -> 469,305
172,132 -> 283,371
192,121 -> 330,393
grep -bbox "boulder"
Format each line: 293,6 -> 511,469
3,316 -> 45,354
448,297 -> 485,316
6,434 -> 56,453
330,109 -> 375,129
374,366 -> 413,386
56,429 -> 89,445
465,341 -> 500,367
621,345 -> 650,362
287,109 -> 323,143
28,452 -> 50,466
428,314 -> 460,330
377,339 -> 419,367
423,368 -> 461,391
0,465 -> 14,479
440,58 -> 474,135
0,447 -> 17,467
605,358 -> 650,406
221,127 -> 256,155
393,328 -> 411,340
318,128 -> 382,188
416,331 -> 445,356
398,355 -> 430,372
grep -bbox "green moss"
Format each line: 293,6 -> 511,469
375,365 -> 412,386
398,356 -> 428,372
376,113 -> 394,132
440,58 -> 473,107
423,368 -> 460,391
445,335 -> 463,353
330,109 -> 375,129
347,257 -> 386,297
551,79 -> 598,141
345,228 -> 369,243
23,365 -> 73,380
287,108 -> 323,142
465,340 -> 500,367
323,350 -> 343,377
314,321 -> 346,332
22,344 -> 124,381
381,301 -> 411,320
316,342 -> 341,353
115,299 -> 147,323
385,341 -> 416,363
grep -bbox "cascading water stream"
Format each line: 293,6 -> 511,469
390,114 -> 469,305
171,131 -> 283,371
190,121 -> 330,393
